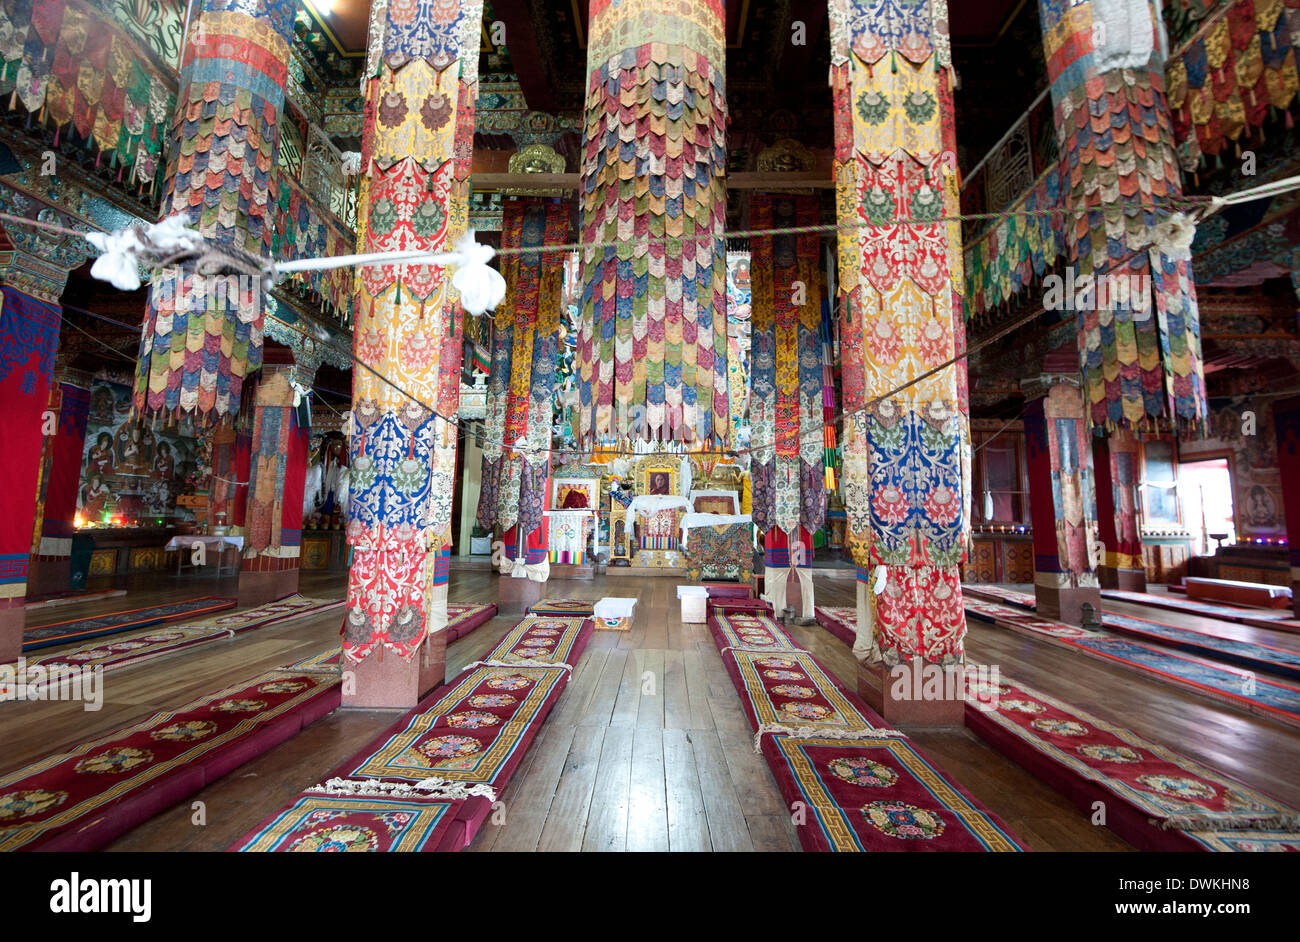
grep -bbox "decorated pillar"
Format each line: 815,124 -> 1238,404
576,0 -> 729,446
1093,430 -> 1146,591
828,0 -> 968,724
343,0 -> 482,707
1273,396 -> 1300,618
1023,377 -> 1102,623
237,358 -> 310,605
209,425 -> 251,531
476,198 -> 568,593
0,227 -> 88,661
28,372 -> 92,596
750,194 -> 826,620
133,0 -> 296,425
1034,0 -> 1206,432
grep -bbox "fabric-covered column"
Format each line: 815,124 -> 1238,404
476,198 -> 568,582
1273,395 -> 1300,618
750,194 -> 826,619
0,223 -> 87,659
828,1 -> 968,688
238,363 -> 309,605
576,0 -> 729,446
134,0 -> 296,426
29,376 -> 91,595
1035,0 -> 1206,432
343,0 -> 481,686
1092,430 -> 1146,591
0,286 -> 62,660
1023,379 -> 1102,623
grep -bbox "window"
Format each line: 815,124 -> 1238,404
972,428 -> 1028,525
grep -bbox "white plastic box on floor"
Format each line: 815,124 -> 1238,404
676,585 -> 709,623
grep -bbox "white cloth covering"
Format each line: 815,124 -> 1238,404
594,597 -> 637,619
626,495 -> 691,518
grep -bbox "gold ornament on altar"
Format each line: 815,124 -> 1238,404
505,144 -> 566,196
756,139 -> 815,174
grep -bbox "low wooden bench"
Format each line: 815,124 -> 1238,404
1184,577 -> 1293,610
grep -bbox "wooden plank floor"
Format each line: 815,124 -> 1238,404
5,568 -> 1298,851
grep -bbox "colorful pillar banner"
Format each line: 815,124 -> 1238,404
476,198 -> 568,569
344,0 -> 482,662
829,0 -> 967,666
576,0 -> 729,447
749,194 -> 828,539
0,287 -> 61,599
1035,0 -> 1207,432
134,0 -> 297,425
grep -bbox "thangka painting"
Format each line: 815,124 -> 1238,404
79,379 -> 200,524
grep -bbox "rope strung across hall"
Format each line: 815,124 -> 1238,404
3,172 -> 1298,458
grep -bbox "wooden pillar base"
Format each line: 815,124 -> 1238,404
0,597 -> 23,664
857,659 -> 965,728
496,575 -> 544,616
1099,564 -> 1146,593
27,558 -> 70,597
342,630 -> 447,709
237,565 -> 300,608
1035,582 -> 1101,625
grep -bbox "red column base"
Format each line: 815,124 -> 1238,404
342,630 -> 447,709
0,597 -> 23,663
496,575 -> 544,616
857,660 -> 966,728
237,565 -> 300,607
1099,565 -> 1146,592
1034,582 -> 1102,625
27,557 -> 70,597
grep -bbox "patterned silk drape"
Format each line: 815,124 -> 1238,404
477,199 -> 569,555
343,0 -> 481,662
134,0 -> 296,425
1036,0 -> 1207,431
830,0 -> 968,666
749,194 -> 827,539
576,0 -> 729,446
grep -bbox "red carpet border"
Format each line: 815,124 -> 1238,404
0,664 -> 340,851
8,595 -> 347,695
963,599 -> 1300,729
230,614 -> 594,852
812,605 -> 1300,852
22,596 -> 237,651
705,599 -> 1025,852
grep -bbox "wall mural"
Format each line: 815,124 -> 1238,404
77,380 -> 200,524
105,0 -> 186,71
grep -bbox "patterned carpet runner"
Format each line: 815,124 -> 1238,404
963,585 -> 1300,680
231,613 -> 593,852
1099,589 -> 1300,634
966,673 -> 1300,852
528,599 -> 598,616
9,596 -> 346,693
22,596 -> 237,651
707,600 -> 1024,852
444,603 -> 498,643
813,605 -> 1300,851
964,599 -> 1300,728
0,663 -> 340,851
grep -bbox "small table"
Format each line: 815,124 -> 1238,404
165,535 -> 245,579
